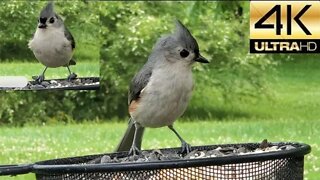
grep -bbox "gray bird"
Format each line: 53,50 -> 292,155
28,2 -> 77,83
116,20 -> 209,155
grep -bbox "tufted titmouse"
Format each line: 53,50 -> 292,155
28,2 -> 77,83
116,20 -> 209,155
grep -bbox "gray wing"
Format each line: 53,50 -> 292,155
64,27 -> 75,49
128,63 -> 153,104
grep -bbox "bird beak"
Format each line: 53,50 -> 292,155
38,23 -> 47,29
195,55 -> 209,63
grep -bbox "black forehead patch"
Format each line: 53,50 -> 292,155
39,17 -> 47,24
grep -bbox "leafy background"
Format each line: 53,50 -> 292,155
1,2 -> 320,179
0,1 -> 316,124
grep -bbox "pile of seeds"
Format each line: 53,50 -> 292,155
88,140 -> 296,164
0,77 -> 99,90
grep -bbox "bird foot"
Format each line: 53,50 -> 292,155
32,74 -> 45,84
129,145 -> 141,156
67,73 -> 77,81
181,141 -> 191,154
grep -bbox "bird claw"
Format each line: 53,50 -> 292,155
32,74 -> 45,84
129,145 -> 140,156
181,141 -> 191,154
67,73 -> 77,81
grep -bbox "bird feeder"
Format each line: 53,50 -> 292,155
0,142 -> 311,180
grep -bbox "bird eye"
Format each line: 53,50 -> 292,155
180,49 -> 189,58
49,17 -> 55,23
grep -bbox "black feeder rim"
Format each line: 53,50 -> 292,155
0,142 -> 311,176
0,164 -> 34,176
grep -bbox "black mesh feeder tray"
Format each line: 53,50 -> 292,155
0,142 -> 311,180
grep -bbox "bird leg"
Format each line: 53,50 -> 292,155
32,66 -> 48,84
66,66 -> 77,81
129,122 -> 142,156
168,125 -> 191,154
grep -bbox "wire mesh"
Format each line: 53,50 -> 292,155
35,157 -> 304,180
33,142 -> 309,180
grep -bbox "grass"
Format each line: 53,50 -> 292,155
0,120 -> 319,180
1,57 -> 320,179
0,61 -> 99,80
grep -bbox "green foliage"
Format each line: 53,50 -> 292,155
1,119 -> 319,179
0,2 -> 276,125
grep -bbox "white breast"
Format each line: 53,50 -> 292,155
132,61 -> 194,128
28,27 -> 73,68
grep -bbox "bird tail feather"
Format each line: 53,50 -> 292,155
69,59 -> 76,65
115,118 -> 144,152
63,59 -> 76,67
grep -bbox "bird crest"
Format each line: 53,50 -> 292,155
174,20 -> 199,51
40,1 -> 55,18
